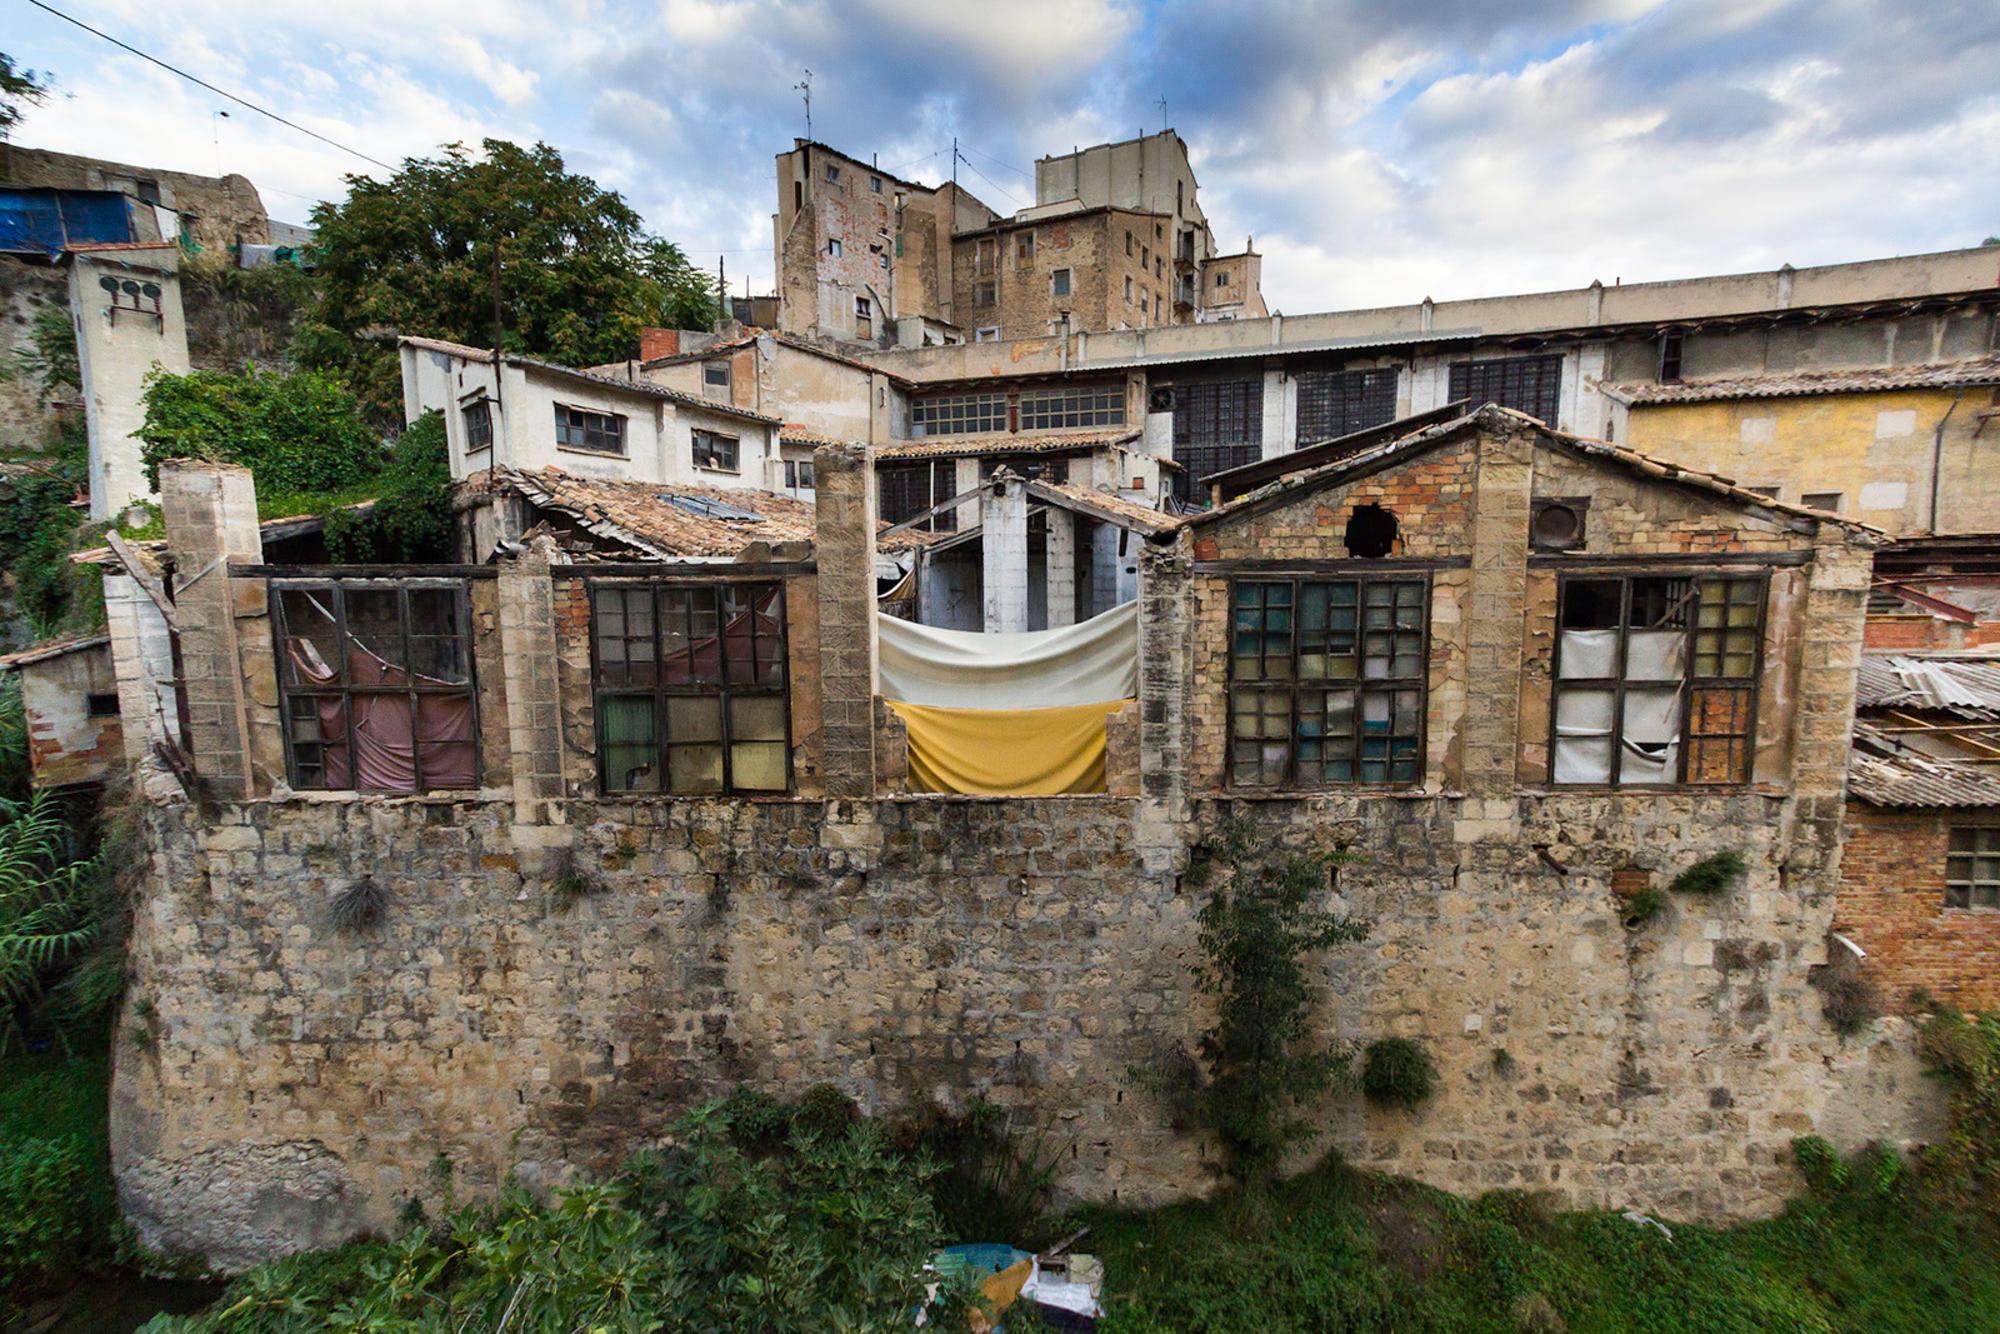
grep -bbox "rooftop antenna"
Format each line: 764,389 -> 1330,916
1156,96 -> 1167,133
794,69 -> 813,142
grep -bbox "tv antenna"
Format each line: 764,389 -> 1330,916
795,69 -> 813,141
1156,96 -> 1168,132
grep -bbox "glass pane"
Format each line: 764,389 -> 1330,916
600,696 -> 658,792
730,742 -> 788,791
729,694 -> 787,741
667,744 -> 724,793
667,696 -> 723,742
344,588 -> 403,673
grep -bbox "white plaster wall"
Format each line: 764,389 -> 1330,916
71,247 -> 189,519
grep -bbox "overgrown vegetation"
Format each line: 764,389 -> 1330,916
1145,818 -> 1370,1188
1915,1003 -> 2000,1208
1361,1037 -> 1438,1108
0,421 -> 103,638
1670,849 -> 1746,897
1621,882 -> 1666,929
0,791 -> 120,1055
1810,945 -> 1883,1037
326,878 -> 388,934
322,412 -> 454,563
897,1097 -> 1068,1248
138,364 -> 383,498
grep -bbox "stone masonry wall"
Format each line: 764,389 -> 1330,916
113,788 -> 1937,1271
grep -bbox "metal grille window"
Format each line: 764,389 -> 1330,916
692,429 -> 739,472
878,460 -> 959,532
592,583 -> 790,795
1228,577 -> 1427,788
1946,826 -> 2000,909
1551,574 -> 1764,787
272,580 -> 478,793
1295,368 -> 1399,442
1447,355 -> 1563,425
555,405 -> 626,455
1171,379 -> 1263,501
462,399 -> 493,451
1018,385 -> 1126,431
912,392 -> 1008,437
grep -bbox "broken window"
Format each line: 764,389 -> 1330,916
592,582 -> 790,795
692,429 -> 739,473
1946,826 -> 2000,909
911,391 -> 1007,437
86,692 -> 119,717
1228,576 -> 1428,789
462,398 -> 493,451
1447,355 -> 1563,426
1551,574 -> 1764,787
1016,231 -> 1035,265
825,165 -> 841,184
555,405 -> 625,455
974,327 -> 1000,342
855,296 -> 873,339
1296,367 -> 1399,442
273,580 -> 478,793
1019,385 -> 1125,431
1170,378 -> 1264,502
877,460 -> 959,532
1658,333 -> 1684,384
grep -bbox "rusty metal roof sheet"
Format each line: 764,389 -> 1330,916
1849,720 -> 2000,808
875,430 -> 1146,462
1856,653 -> 2000,720
1611,356 -> 2000,405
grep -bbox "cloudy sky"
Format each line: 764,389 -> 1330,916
11,0 -> 2000,312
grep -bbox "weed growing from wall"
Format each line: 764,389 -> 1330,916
327,877 -> 387,933
1670,849 -> 1746,897
1361,1038 -> 1439,1108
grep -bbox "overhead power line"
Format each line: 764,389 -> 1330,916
28,0 -> 398,171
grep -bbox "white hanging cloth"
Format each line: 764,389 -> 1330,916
876,601 -> 1138,709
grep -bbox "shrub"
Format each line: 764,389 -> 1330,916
0,791 -> 111,1053
795,1082 -> 859,1138
547,856 -> 603,914
323,411 -> 455,563
0,1133 -> 92,1292
717,1086 -> 793,1154
1914,1005 -> 2000,1208
1670,849 -> 1746,897
1621,885 -> 1666,929
903,1098 -> 1068,1245
1810,950 -> 1882,1037
1361,1038 -> 1438,1108
138,364 -> 382,496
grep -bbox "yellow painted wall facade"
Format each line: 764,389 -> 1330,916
1621,386 -> 2000,534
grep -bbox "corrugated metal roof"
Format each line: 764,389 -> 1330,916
1849,721 -> 2000,808
1855,654 -> 2000,720
1612,356 -> 2000,405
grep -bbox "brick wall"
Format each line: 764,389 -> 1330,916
1837,801 -> 2000,1011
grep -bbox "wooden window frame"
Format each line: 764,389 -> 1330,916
462,398 -> 493,452
589,581 -> 793,797
912,391 -> 1008,437
691,429 -> 740,474
555,404 -> 626,456
1225,573 -> 1431,791
1548,572 -> 1767,789
270,578 -> 480,794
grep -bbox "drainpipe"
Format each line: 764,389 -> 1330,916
1930,389 -> 1965,535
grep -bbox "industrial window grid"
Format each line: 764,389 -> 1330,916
912,391 -> 1008,437
1018,385 -> 1126,431
1447,355 -> 1563,426
1170,378 -> 1264,501
271,579 -> 479,793
1295,367 -> 1400,443
555,404 -> 626,455
1946,826 -> 2000,909
590,582 -> 791,796
692,429 -> 740,473
462,399 -> 493,451
1548,573 -> 1765,787
1227,575 -> 1429,789
878,459 -> 960,532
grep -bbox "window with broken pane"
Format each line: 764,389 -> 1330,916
1228,576 -> 1427,789
1946,826 -> 2000,909
272,580 -> 478,793
1551,573 -> 1763,787
591,581 -> 790,795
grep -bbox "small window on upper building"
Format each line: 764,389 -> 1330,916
1215,269 -> 1230,287
462,398 -> 493,451
1141,244 -> 1150,268
1125,231 -> 1134,256
870,174 -> 882,193
134,178 -> 161,205
1050,268 -> 1072,297
1744,485 -> 1780,499
703,361 -> 731,390
783,459 -> 816,492
855,297 -> 873,338
974,281 -> 996,307
556,405 -> 625,455
86,692 -> 120,718
692,429 -> 740,473
827,237 -> 843,257
1155,257 -> 1163,279
1016,231 -> 1036,265
974,327 -> 1000,343
1658,333 -> 1685,384
1947,826 -> 2000,909
1802,491 -> 1843,514
825,164 -> 841,184
1124,276 -> 1134,304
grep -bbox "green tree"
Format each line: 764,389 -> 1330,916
0,53 -> 50,137
138,364 -> 382,499
323,411 -> 454,563
299,139 -> 716,423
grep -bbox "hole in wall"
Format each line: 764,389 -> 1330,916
1344,503 -> 1398,558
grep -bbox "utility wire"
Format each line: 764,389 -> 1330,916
28,0 -> 398,171
959,141 -> 1033,182
955,154 -> 1024,210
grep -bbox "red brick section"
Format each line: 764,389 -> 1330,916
638,328 -> 681,361
1837,802 -> 2000,1012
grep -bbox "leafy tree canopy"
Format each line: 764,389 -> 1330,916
138,364 -> 382,498
0,53 -> 49,136
299,139 -> 716,423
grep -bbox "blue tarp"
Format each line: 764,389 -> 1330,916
0,188 -> 134,256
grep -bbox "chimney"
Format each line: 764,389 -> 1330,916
638,327 -> 681,362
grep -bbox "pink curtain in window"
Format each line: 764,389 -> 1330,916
290,647 -> 475,791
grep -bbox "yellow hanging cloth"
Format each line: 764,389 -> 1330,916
886,698 -> 1131,795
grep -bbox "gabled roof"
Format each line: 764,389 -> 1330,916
473,467 -> 930,560
1849,720 -> 2000,808
399,336 -> 782,426
0,631 -> 110,670
1609,356 -> 2000,406
1180,403 -> 1884,540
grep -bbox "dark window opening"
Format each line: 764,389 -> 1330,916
592,582 -> 790,795
462,399 -> 493,451
1448,355 -> 1563,425
555,405 -> 626,455
1947,826 -> 2000,909
1171,378 -> 1263,503
703,361 -> 731,389
1343,504 -> 1398,558
1658,334 -> 1684,384
879,460 -> 959,532
692,430 -> 740,473
273,581 -> 478,793
1228,576 -> 1428,788
86,692 -> 120,718
1296,367 -> 1399,442
1530,498 -> 1587,551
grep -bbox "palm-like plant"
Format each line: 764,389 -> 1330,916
0,792 -> 108,1053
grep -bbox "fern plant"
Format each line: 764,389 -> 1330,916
0,793 -> 108,1054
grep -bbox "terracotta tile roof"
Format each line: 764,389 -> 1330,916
399,336 -> 782,425
876,430 -> 1145,462
778,426 -> 863,449
1610,357 -> 2000,405
1856,653 -> 2000,721
0,631 -> 110,670
1849,721 -> 2000,808
479,467 -> 930,559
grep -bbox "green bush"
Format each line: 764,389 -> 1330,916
794,1081 -> 859,1138
1361,1038 -> 1438,1108
0,791 -> 113,1053
1914,1005 -> 2000,1208
903,1098 -> 1067,1247
0,1133 -> 92,1292
0,421 -> 101,637
138,364 -> 382,496
322,411 -> 455,563
1621,885 -> 1666,928
1792,1135 -> 1849,1195
1669,849 -> 1746,897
